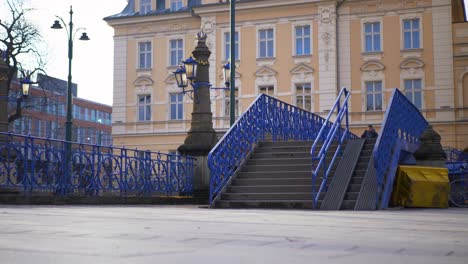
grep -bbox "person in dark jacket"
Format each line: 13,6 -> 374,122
361,125 -> 378,138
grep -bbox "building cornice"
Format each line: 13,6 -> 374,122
105,11 -> 196,27
193,0 -> 332,16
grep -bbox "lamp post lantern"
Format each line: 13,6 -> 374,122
51,6 -> 90,143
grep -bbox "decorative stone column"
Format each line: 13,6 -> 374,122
414,125 -> 447,167
178,32 -> 218,199
0,57 -> 9,143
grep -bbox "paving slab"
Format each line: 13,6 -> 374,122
0,205 -> 467,264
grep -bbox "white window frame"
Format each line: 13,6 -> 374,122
169,93 -> 184,120
258,85 -> 275,96
293,24 -> 312,56
256,26 -> 275,59
400,14 -> 423,50
170,0 -> 183,11
137,40 -> 152,69
295,83 -> 312,111
403,79 -> 423,109
365,80 -> 383,111
168,37 -> 184,66
361,17 -> 383,53
222,30 -> 240,61
140,0 -> 152,15
137,94 -> 152,121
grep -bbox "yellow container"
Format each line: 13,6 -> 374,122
391,166 -> 450,208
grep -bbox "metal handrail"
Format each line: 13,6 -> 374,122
310,87 -> 356,207
208,94 -> 345,204
0,132 -> 195,196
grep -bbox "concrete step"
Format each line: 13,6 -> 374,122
247,158 -> 311,166
251,151 -> 310,159
348,184 -> 362,192
232,178 -> 311,186
237,171 -> 310,179
258,141 -> 314,148
255,146 -> 312,153
350,176 -> 363,185
227,185 -> 311,193
344,192 -> 359,201
222,192 -> 312,201
241,164 -> 312,172
340,199 -> 356,210
214,200 -> 318,209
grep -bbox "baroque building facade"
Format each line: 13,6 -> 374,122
105,0 -> 468,152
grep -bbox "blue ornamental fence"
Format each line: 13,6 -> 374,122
372,89 -> 428,209
208,92 -> 355,204
0,132 -> 194,196
311,88 -> 357,207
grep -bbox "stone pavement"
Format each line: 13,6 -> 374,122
0,205 -> 467,264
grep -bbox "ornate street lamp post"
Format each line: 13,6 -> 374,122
173,31 -> 230,198
51,6 -> 90,142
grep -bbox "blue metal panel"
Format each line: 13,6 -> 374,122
372,89 -> 428,209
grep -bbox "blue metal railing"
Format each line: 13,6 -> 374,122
0,132 -> 195,196
373,89 -> 428,209
444,146 -> 468,162
310,88 -> 357,207
208,92 -> 356,204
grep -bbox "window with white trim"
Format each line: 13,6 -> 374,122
259,86 -> 274,96
258,29 -> 274,58
295,25 -> 311,56
140,0 -> 151,14
138,94 -> 151,121
224,32 -> 239,61
365,81 -> 383,111
404,79 -> 422,108
170,93 -> 184,120
170,39 -> 183,66
364,22 -> 381,52
403,18 -> 420,49
138,41 -> 152,69
170,0 -> 183,11
296,83 -> 312,111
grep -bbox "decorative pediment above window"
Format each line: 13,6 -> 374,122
360,60 -> 385,72
255,66 -> 278,77
400,58 -> 425,69
165,74 -> 176,84
290,63 -> 314,75
133,75 -> 154,86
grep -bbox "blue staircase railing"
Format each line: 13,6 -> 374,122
373,89 -> 428,209
0,132 -> 195,196
310,87 -> 357,207
208,94 -> 336,204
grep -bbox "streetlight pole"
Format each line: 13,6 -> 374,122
51,6 -> 89,142
229,0 -> 236,126
51,6 -> 89,194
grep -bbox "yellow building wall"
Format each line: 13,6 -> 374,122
107,0 -> 468,153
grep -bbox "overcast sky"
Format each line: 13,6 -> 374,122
2,0 -> 468,106
2,0 -> 127,106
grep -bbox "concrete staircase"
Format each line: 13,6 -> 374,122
213,140 -> 341,209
